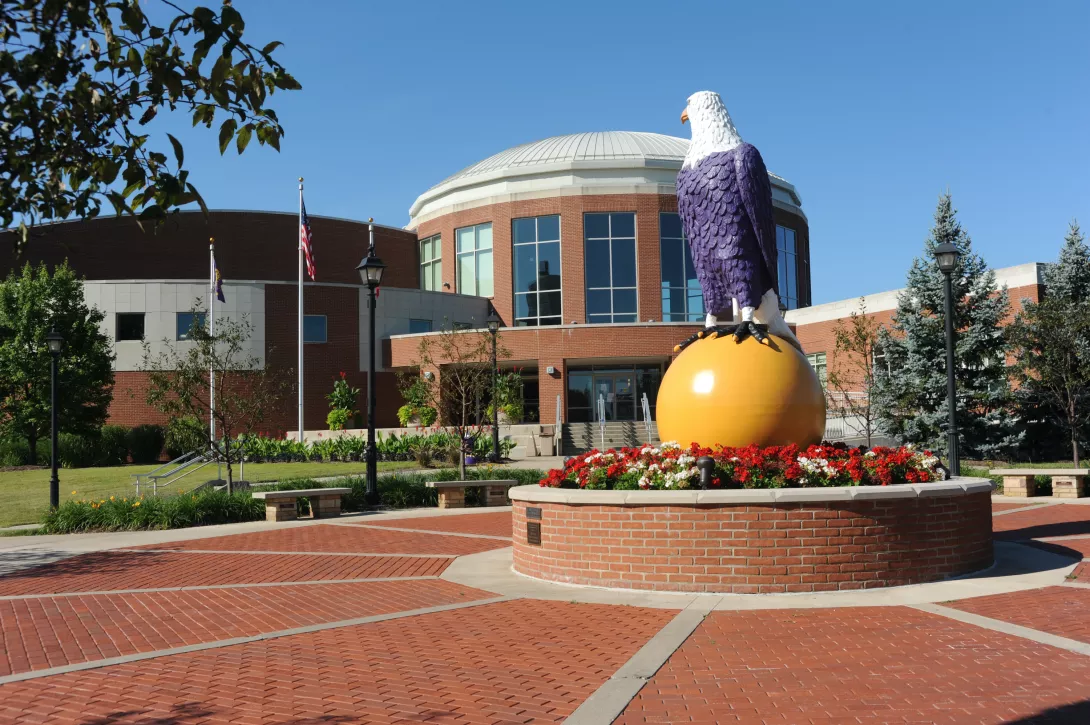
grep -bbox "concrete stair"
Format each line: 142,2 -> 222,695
561,421 -> 660,455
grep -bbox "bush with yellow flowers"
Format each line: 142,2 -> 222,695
41,490 -> 264,533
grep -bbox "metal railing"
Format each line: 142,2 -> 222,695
554,394 -> 563,456
597,394 -> 606,450
641,393 -> 654,441
131,441 -> 244,496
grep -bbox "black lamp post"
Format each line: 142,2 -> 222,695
486,307 -> 501,463
357,218 -> 386,505
45,328 -> 64,509
934,242 -> 962,477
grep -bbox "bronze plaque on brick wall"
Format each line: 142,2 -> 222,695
526,507 -> 542,520
526,522 -> 541,546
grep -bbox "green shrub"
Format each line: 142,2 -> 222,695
165,417 -> 206,459
57,433 -> 100,468
98,425 -> 130,466
0,437 -> 48,466
40,489 -> 265,533
326,408 -> 350,431
127,424 -> 165,464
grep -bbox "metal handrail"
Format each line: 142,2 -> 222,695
554,394 -> 563,455
597,394 -> 606,450
641,393 -> 653,441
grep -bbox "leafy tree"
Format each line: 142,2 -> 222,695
1008,221 -> 1090,466
402,325 -> 510,478
141,307 -> 291,491
825,298 -> 882,447
0,261 -> 115,464
872,193 -> 1020,460
1,0 -> 300,249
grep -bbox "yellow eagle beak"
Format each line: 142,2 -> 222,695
680,110 -> 689,124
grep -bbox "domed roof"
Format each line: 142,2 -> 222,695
408,131 -> 802,227
435,132 -> 689,188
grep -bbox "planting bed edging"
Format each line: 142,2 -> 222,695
509,478 -> 995,594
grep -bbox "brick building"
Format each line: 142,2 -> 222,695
4,130 -> 1046,442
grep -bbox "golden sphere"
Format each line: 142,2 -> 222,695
656,334 -> 826,448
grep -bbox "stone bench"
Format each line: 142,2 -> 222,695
252,488 -> 352,522
425,480 -> 518,509
991,469 -> 1090,498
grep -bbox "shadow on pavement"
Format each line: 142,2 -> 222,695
1005,700 -> 1090,724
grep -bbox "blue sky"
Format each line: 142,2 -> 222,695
154,0 -> 1090,304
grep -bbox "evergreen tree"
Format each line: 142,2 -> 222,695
1044,221 -> 1090,300
1009,220 -> 1090,465
873,193 -> 1019,459
0,262 -> 115,463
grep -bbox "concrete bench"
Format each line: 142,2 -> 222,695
990,469 -> 1090,498
252,488 -> 352,522
425,480 -> 518,509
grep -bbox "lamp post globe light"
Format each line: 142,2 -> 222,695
45,327 -> 64,510
356,218 -> 386,506
934,242 -> 962,477
486,307 -> 501,463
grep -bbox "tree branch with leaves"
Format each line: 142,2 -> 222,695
0,0 -> 301,250
825,298 -> 883,447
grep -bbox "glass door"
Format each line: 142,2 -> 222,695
614,375 -> 635,421
592,376 -> 614,421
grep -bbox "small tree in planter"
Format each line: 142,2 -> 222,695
141,307 -> 292,492
403,325 -> 510,478
326,372 -> 359,431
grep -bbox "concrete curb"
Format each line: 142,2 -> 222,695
912,602 -> 1090,657
564,597 -> 720,724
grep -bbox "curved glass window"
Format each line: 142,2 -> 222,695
659,212 -> 704,322
513,215 -> 561,326
456,223 -> 493,297
584,212 -> 637,323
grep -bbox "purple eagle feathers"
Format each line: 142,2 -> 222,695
676,143 -> 777,315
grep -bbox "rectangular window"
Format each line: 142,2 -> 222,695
777,225 -> 799,310
419,235 -> 442,292
408,319 -> 433,334
455,223 -> 493,297
513,215 -> 562,327
303,314 -> 327,343
175,312 -> 207,341
116,313 -> 145,341
659,212 -> 704,322
584,212 -> 638,323
807,352 -> 827,388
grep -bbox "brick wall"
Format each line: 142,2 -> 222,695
1,210 -> 419,288
512,492 -> 993,593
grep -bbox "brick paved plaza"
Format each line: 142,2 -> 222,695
1,500 -> 1090,723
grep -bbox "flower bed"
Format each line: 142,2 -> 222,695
541,442 -> 941,490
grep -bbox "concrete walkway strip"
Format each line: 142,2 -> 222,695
0,575 -> 442,601
118,548 -> 458,558
1061,581 -> 1090,590
991,500 -> 1064,516
0,594 -> 515,686
327,522 -> 511,541
913,602 -> 1090,657
564,596 -> 721,725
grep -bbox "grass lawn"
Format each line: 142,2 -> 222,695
0,460 -> 418,529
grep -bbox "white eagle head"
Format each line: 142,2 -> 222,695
681,91 -> 743,168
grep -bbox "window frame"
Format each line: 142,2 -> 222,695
408,318 -> 433,334
303,314 -> 328,344
777,224 -> 800,310
806,352 -> 827,388
658,212 -> 704,322
175,311 -> 207,341
115,312 -> 145,342
419,234 -> 442,292
454,222 -> 494,298
512,214 -> 563,327
584,212 -> 639,324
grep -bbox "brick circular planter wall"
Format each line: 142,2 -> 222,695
509,480 -> 994,594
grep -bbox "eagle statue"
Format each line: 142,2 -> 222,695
676,91 -> 802,352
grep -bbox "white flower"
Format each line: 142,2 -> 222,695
677,454 -> 695,467
661,441 -> 681,450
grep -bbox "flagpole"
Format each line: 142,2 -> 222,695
209,237 -> 216,450
298,177 -> 305,443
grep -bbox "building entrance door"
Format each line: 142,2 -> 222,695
591,373 -> 635,421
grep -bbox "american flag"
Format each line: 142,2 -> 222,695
300,200 -> 316,280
